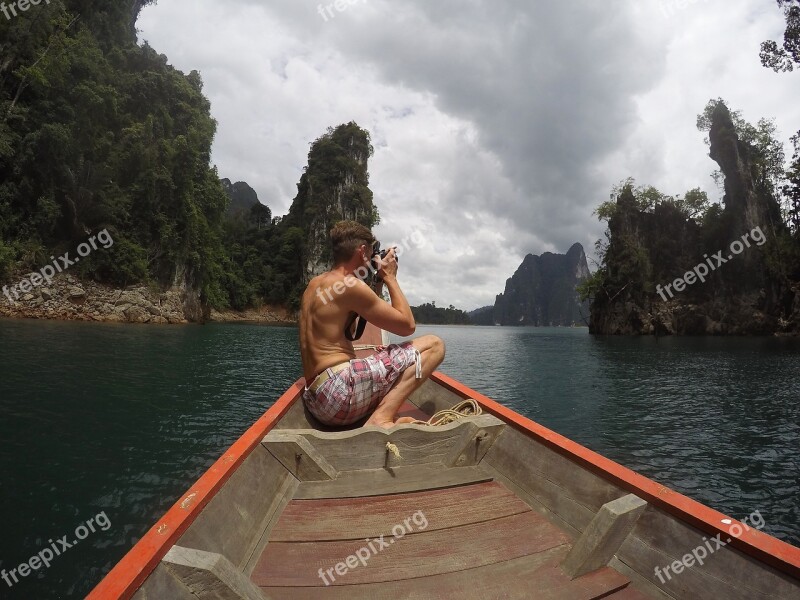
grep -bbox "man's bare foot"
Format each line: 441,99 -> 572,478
364,416 -> 418,429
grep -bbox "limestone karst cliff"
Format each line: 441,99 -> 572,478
491,243 -> 591,326
587,103 -> 799,335
283,122 -> 378,283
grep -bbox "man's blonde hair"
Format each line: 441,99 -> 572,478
330,221 -> 375,264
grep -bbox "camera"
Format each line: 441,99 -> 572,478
369,240 -> 398,285
370,240 -> 397,269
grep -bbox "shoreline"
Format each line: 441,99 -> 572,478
0,274 -> 295,326
208,306 -> 296,325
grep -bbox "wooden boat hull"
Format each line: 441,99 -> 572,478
88,372 -> 800,599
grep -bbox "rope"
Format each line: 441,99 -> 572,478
382,400 -> 482,464
385,442 -> 401,458
410,399 -> 482,427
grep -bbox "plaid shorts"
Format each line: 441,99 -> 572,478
303,342 -> 420,426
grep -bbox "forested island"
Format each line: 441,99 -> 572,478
410,302 -> 471,325
580,100 -> 800,336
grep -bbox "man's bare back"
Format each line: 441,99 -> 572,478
299,271 -> 362,383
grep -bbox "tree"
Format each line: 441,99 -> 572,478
594,179 -> 694,223
0,1 -> 231,296
249,203 -> 272,231
783,134 -> 800,235
760,0 -> 800,72
676,188 -> 710,222
759,3 -> 800,236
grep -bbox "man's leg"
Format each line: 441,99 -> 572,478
364,335 -> 445,428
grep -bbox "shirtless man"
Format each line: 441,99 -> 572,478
299,220 -> 445,428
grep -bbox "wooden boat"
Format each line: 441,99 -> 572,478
88,327 -> 800,599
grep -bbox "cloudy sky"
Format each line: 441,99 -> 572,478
138,0 -> 799,311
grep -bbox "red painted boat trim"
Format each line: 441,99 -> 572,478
430,371 -> 800,580
86,380 -> 304,600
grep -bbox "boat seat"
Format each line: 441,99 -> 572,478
262,413 -> 506,479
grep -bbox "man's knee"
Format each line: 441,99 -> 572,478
434,335 -> 445,357
411,335 -> 445,363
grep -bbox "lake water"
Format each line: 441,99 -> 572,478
0,319 -> 798,598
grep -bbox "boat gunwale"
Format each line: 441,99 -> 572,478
430,371 -> 800,581
86,380 -> 304,600
89,371 -> 800,599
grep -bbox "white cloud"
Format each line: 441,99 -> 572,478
137,0 -> 800,310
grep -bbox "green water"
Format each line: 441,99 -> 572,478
0,319 -> 798,598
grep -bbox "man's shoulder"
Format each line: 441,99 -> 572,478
309,272 -> 331,286
306,273 -> 371,307
305,272 -> 329,287
308,272 -> 339,292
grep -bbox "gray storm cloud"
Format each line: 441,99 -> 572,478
138,0 -> 798,309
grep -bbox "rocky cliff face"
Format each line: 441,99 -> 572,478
493,243 -> 590,326
710,104 -> 782,239
0,271 -> 294,324
468,305 -> 494,326
709,103 -> 784,290
0,274 -> 198,324
131,0 -> 152,33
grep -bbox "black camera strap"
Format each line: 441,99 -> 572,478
344,312 -> 368,341
344,272 -> 385,341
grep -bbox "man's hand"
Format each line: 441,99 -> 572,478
378,247 -> 399,280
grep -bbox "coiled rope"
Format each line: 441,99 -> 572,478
383,400 -> 483,464
411,399 -> 482,426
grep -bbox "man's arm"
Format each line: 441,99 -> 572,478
347,277 -> 416,337
346,248 -> 415,336
382,274 -> 416,332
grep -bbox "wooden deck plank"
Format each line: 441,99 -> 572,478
396,401 -> 430,422
258,547 -> 633,599
271,481 -> 531,541
294,463 -> 494,499
601,585 -> 652,599
252,511 -> 570,587
528,562 -> 631,599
